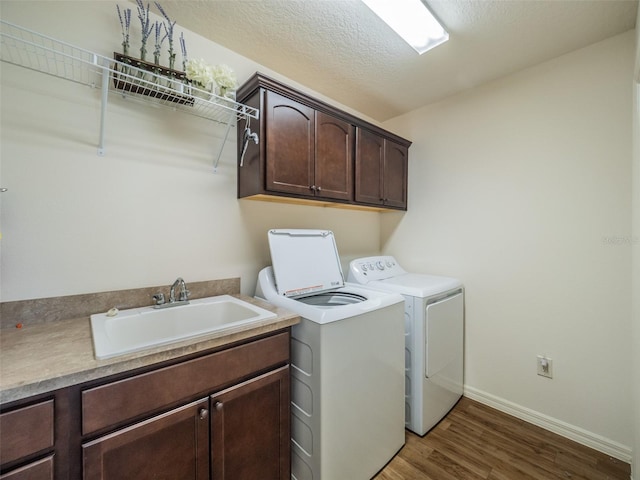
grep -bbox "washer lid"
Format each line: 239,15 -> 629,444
268,229 -> 345,297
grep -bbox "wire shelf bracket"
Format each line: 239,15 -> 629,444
0,20 -> 260,167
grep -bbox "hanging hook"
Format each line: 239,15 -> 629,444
239,118 -> 259,167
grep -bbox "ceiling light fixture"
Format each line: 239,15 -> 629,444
361,0 -> 449,55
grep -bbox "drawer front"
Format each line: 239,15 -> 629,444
82,332 -> 289,435
0,400 -> 54,465
0,455 -> 54,480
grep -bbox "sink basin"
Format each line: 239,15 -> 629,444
90,295 -> 277,360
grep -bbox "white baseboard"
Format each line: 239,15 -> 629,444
463,385 -> 632,464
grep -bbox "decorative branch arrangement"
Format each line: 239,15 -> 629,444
153,21 -> 166,66
116,5 -> 131,56
135,0 -> 153,61
180,32 -> 187,72
154,2 -> 176,70
114,1 -> 238,104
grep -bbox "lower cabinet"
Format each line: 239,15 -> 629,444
83,398 -> 210,480
211,367 -> 290,480
0,400 -> 55,480
82,366 -> 290,480
0,329 -> 292,480
0,456 -> 54,480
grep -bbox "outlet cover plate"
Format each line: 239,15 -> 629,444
537,355 -> 553,378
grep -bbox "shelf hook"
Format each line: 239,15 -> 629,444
239,117 -> 259,168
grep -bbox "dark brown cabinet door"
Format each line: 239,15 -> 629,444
0,456 -> 54,480
315,111 -> 354,200
211,366 -> 290,480
355,129 -> 408,209
383,139 -> 408,209
265,90 -> 315,196
82,398 -> 209,480
355,128 -> 384,205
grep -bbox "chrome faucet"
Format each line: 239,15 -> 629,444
170,277 -> 189,303
153,277 -> 190,309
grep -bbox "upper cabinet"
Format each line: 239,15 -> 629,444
355,129 -> 408,209
237,73 -> 410,211
261,90 -> 354,201
314,111 -> 354,201
264,91 -> 315,197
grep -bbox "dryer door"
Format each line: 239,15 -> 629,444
425,292 -> 464,378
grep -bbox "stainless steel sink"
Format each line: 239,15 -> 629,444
90,295 -> 277,359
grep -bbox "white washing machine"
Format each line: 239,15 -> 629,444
348,255 -> 464,436
255,230 -> 405,480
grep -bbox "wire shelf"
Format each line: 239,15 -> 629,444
108,54 -> 250,123
0,22 -> 103,87
0,20 -> 259,162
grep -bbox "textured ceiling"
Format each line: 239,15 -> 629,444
150,0 -> 638,122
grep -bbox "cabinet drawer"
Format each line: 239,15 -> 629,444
0,455 -> 54,480
82,332 -> 289,435
0,400 -> 54,465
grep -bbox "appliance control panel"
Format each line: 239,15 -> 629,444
347,255 -> 407,283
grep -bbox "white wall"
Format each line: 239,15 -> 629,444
0,1 -> 381,301
632,7 -> 640,478
382,32 -> 635,458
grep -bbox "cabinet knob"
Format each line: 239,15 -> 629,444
310,185 -> 316,192
214,401 -> 223,412
316,186 -> 321,192
199,408 -> 209,420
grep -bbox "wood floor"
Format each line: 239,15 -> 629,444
374,397 -> 631,480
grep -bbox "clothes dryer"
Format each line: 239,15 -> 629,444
348,255 -> 464,436
256,230 -> 405,480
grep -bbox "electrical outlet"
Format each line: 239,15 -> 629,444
537,355 -> 553,378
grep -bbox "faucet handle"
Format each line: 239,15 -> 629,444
152,293 -> 165,306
